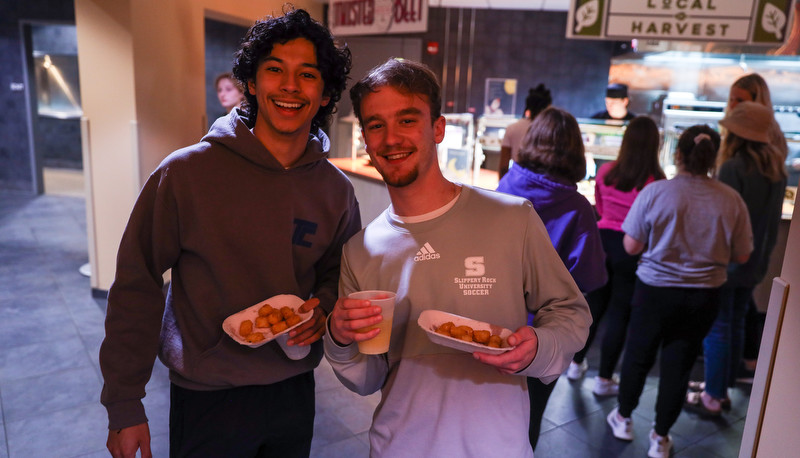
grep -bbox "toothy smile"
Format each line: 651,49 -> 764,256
274,101 -> 303,109
385,152 -> 411,161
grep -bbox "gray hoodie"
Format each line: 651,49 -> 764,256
100,109 -> 361,430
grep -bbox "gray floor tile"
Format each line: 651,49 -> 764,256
310,434 -> 369,458
0,427 -> 7,458
0,336 -> 90,382
1,365 -> 101,423
5,401 -> 108,457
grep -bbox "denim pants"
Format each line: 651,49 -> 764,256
703,286 -> 752,399
617,280 -> 720,437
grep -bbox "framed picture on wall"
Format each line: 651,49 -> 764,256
484,78 -> 517,117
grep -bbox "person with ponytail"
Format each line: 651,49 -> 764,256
686,101 -> 787,415
606,125 -> 753,458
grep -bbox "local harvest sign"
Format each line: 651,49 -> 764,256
567,0 -> 794,44
328,0 -> 428,36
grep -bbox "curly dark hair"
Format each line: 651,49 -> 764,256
350,58 -> 442,126
232,8 -> 351,132
516,107 -> 586,183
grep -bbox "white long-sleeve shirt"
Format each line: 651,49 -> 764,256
324,186 -> 590,457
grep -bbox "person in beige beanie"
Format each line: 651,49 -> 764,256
687,100 -> 787,416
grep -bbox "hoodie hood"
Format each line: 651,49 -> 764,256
202,108 -> 330,171
497,165 -> 579,214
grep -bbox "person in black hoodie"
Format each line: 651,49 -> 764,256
100,8 -> 360,458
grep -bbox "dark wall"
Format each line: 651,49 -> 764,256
382,8 -> 616,119
205,18 -> 249,127
0,1 -> 75,193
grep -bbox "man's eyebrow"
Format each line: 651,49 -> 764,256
363,107 -> 424,125
262,55 -> 320,70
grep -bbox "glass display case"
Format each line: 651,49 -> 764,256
475,115 -> 517,172
438,113 -> 477,184
577,118 -> 627,179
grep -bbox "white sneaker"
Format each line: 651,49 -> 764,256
648,429 -> 673,458
592,376 -> 619,396
606,406 -> 633,441
566,360 -> 588,380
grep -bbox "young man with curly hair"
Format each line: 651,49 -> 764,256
100,9 -> 359,457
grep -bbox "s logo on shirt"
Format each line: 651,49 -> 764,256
464,256 -> 485,277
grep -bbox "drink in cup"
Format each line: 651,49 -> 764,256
349,290 -> 396,354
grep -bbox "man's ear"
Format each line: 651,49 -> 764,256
433,116 -> 446,143
248,79 -> 256,96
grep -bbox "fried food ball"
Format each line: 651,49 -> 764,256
488,335 -> 503,348
455,326 -> 473,338
280,306 -> 294,319
245,332 -> 265,343
459,334 -> 473,342
255,316 -> 270,328
258,303 -> 275,316
437,321 -> 455,334
272,321 -> 288,334
286,314 -> 302,327
267,311 -> 283,325
239,319 -> 253,337
449,326 -> 467,339
473,329 -> 491,344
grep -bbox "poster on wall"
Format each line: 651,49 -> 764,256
329,0 -> 428,36
566,0 -> 795,45
483,78 -> 517,117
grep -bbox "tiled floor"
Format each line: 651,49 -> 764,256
0,191 -> 750,457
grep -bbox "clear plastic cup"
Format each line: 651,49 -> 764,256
348,290 -> 396,354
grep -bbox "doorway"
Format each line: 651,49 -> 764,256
23,22 -> 84,197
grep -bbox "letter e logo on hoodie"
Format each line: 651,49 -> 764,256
293,219 -> 317,248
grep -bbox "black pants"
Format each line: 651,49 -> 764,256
527,376 -> 557,451
169,372 -> 315,458
617,280 -> 720,437
743,296 -> 766,361
576,229 -> 639,381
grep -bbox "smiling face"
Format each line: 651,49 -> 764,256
247,38 -> 330,145
360,86 -> 446,188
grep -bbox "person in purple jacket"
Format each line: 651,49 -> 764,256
497,106 -> 607,450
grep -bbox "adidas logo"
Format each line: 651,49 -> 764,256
414,242 -> 441,262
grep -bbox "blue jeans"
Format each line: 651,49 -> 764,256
703,286 -> 751,399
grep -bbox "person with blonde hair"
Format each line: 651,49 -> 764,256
686,101 -> 787,415
723,73 -> 788,159
722,73 -> 788,381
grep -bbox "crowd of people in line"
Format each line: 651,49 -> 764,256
96,7 -> 789,458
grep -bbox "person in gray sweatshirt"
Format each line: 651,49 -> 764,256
324,58 -> 591,457
99,9 -> 360,457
